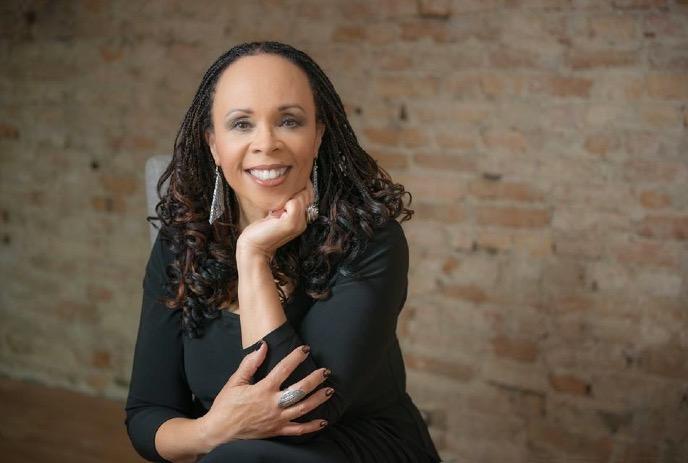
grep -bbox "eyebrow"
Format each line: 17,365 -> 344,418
225,104 -> 305,118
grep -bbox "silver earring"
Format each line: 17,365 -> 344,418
306,159 -> 319,224
209,165 -> 225,224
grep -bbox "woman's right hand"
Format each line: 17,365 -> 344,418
196,341 -> 333,452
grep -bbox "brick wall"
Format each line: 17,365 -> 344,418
1,1 -> 686,461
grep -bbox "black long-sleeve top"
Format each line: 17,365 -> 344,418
124,219 -> 441,462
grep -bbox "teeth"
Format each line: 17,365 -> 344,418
249,167 -> 288,180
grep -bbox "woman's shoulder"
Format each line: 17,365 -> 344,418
335,218 -> 409,282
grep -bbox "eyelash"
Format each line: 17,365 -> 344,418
231,118 -> 302,130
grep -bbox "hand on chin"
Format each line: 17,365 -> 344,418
236,180 -> 315,261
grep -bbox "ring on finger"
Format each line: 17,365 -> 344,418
278,388 -> 307,409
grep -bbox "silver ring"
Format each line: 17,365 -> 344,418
306,204 -> 318,224
278,389 -> 306,409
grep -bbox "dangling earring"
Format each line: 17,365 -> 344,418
306,158 -> 319,224
209,164 -> 225,224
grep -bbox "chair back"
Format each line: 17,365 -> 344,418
145,155 -> 172,247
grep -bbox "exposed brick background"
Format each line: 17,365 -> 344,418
1,1 -> 687,461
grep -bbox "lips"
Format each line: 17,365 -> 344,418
246,166 -> 291,186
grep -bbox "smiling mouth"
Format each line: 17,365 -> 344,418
246,166 -> 290,181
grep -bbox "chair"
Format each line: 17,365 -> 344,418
145,154 -> 171,247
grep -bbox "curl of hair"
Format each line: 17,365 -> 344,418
148,41 -> 414,339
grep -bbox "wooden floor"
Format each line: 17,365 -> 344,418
0,377 -> 144,463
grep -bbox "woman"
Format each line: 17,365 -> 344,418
125,41 -> 441,463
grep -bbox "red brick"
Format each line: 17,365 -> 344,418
468,180 -> 544,202
489,46 -> 539,69
440,283 -> 489,304
363,127 -> 397,146
416,0 -> 451,18
636,214 -> 688,240
612,0 -> 667,8
100,174 -> 138,196
567,48 -> 638,69
403,352 -> 474,381
584,132 -> 621,156
588,15 -> 638,42
400,20 -> 451,43
482,129 -> 528,154
529,75 -> 593,98
0,123 -> 19,139
645,74 -> 688,99
476,206 -> 551,228
370,150 -> 409,170
640,104 -> 683,128
612,239 -> 680,269
433,131 -> 476,151
637,342 -> 688,380
479,73 -> 528,99
365,23 -> 398,45
395,173 -> 467,200
492,335 -> 539,363
415,202 -> 466,223
637,190 -> 671,209
549,373 -> 592,396
332,25 -> 366,42
413,154 -> 477,172
623,159 -> 683,182
441,256 -> 460,274
109,135 -> 156,151
91,196 -> 127,214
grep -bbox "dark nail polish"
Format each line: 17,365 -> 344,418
323,368 -> 331,378
301,345 -> 311,353
319,420 -> 328,427
325,388 -> 334,396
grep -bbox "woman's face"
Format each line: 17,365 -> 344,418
205,53 -> 325,226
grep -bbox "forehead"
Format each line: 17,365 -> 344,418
213,54 -> 315,113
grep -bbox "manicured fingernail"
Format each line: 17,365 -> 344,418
323,368 -> 331,378
325,388 -> 334,396
255,340 -> 264,351
301,345 -> 311,353
319,420 -> 328,427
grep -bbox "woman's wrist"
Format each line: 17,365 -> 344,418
236,240 -> 273,265
195,414 -> 223,455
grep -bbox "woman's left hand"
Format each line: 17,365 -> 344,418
236,179 -> 315,260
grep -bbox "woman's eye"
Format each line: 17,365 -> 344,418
282,118 -> 301,128
232,120 -> 251,130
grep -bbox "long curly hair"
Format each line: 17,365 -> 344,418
149,41 -> 414,338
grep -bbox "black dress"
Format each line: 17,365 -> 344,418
124,219 -> 441,462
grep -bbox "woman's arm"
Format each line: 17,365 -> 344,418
236,219 -> 409,442
125,234 -> 204,462
236,249 -> 287,349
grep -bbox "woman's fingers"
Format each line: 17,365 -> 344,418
225,341 -> 267,388
279,385 -> 334,421
278,418 -> 329,436
261,344 -> 311,389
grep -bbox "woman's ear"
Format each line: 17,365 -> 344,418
205,129 -> 218,164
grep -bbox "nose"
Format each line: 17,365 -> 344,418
251,123 -> 280,154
